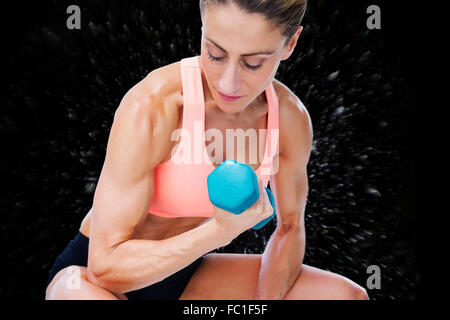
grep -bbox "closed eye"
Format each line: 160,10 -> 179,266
207,52 -> 263,71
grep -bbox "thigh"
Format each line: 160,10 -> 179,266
283,264 -> 369,300
179,253 -> 261,300
179,253 -> 368,300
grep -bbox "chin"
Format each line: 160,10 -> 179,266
219,104 -> 248,116
216,105 -> 235,113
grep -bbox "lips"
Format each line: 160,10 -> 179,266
218,91 -> 242,102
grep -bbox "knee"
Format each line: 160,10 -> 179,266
45,266 -> 87,300
357,287 -> 370,300
349,284 -> 369,300
340,278 -> 369,300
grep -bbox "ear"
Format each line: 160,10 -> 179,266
281,26 -> 303,61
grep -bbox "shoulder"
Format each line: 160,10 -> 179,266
117,60 -> 183,119
112,60 -> 184,166
272,79 -> 313,164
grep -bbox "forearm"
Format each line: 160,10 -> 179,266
254,225 -> 305,299
90,218 -> 228,293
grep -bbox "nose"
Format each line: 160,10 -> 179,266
218,61 -> 242,95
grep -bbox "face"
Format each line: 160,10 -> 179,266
200,2 -> 302,115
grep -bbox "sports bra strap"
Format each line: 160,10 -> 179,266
179,57 -> 207,164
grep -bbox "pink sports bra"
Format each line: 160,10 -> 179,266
148,56 -> 279,218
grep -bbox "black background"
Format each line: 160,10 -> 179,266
0,0 -> 447,302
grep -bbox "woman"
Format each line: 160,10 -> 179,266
45,0 -> 369,300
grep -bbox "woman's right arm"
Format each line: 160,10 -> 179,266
86,73 -> 232,295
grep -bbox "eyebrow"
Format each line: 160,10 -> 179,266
205,36 -> 275,57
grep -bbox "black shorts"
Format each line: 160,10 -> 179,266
46,231 -> 205,300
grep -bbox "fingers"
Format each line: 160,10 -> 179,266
258,178 -> 265,209
259,178 -> 270,216
259,179 -> 273,219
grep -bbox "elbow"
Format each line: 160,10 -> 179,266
86,258 -> 126,294
86,265 -> 108,290
277,209 -> 306,235
278,220 -> 303,235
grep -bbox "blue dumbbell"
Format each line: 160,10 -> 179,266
207,160 -> 276,230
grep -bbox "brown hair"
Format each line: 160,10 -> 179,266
199,0 -> 307,47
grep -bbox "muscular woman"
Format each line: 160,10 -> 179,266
45,0 -> 369,300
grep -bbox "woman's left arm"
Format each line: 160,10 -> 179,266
254,96 -> 313,300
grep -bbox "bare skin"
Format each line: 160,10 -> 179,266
45,59 -> 278,300
46,2 -> 369,300
46,60 -> 368,300
78,59 -> 271,243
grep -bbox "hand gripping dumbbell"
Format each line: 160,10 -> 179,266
207,160 -> 276,230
